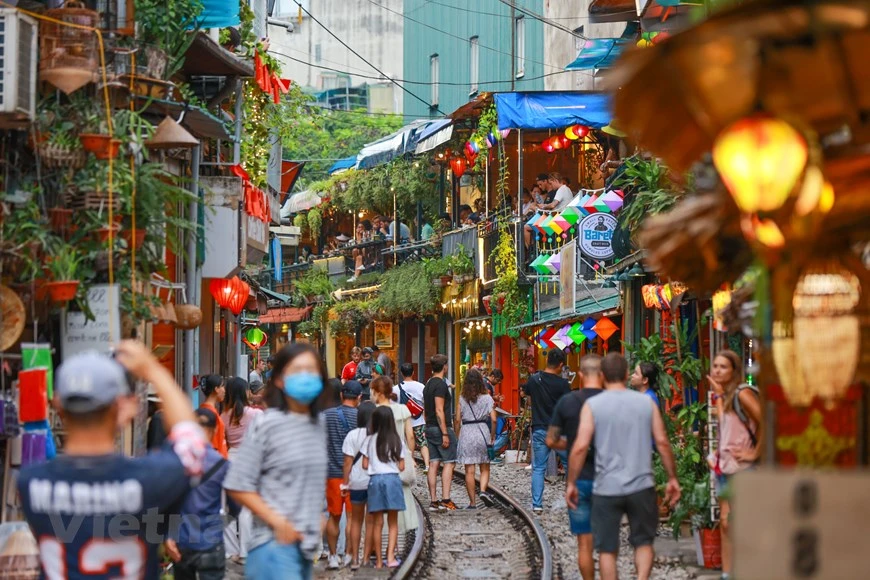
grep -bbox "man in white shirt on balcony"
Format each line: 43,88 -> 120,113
539,172 -> 574,211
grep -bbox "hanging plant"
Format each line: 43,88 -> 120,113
329,300 -> 376,336
293,213 -> 307,234
307,208 -> 322,240
376,261 -> 439,319
490,141 -> 527,337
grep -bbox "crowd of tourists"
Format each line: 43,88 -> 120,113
15,333 -> 758,580
522,348 -> 759,580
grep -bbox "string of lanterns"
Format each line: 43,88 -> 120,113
542,124 -> 590,153
462,319 -> 492,334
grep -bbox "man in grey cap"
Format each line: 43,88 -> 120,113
17,340 -> 206,579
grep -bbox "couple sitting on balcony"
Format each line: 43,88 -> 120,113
348,216 -> 412,282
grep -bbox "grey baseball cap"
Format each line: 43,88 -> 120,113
55,352 -> 128,413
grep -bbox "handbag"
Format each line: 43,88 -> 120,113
398,382 -> 424,419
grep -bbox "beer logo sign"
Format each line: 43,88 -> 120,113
578,213 -> 618,260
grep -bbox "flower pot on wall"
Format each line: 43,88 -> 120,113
122,229 -> 146,250
80,134 -> 122,159
46,280 -> 80,304
48,208 -> 74,234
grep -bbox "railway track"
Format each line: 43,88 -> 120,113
392,460 -> 553,580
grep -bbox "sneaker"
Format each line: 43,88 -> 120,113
440,499 -> 458,510
429,501 -> 441,512
342,554 -> 353,568
347,276 -> 357,283
327,554 -> 340,570
532,507 -> 544,515
422,466 -> 429,474
480,492 -> 495,507
464,505 -> 477,510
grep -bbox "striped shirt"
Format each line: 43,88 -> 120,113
223,409 -> 327,558
324,405 -> 358,479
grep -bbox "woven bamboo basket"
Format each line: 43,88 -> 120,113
174,304 -> 203,329
37,143 -> 86,170
793,258 -> 862,403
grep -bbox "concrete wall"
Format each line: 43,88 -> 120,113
269,0 -> 404,113
543,0 -> 626,92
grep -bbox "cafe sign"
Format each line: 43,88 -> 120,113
578,213 -> 617,260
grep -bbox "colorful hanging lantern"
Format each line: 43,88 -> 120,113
557,135 -> 571,149
209,276 -> 250,316
550,136 -> 564,150
593,317 -> 619,342
712,115 -> 808,214
244,327 -> 268,350
500,129 -> 511,139
450,157 -> 467,178
542,139 -> 555,153
565,126 -> 579,140
572,125 -> 589,139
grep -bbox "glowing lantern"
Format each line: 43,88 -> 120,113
565,126 -> 578,140
712,115 -> 808,214
450,157 -> 467,178
557,135 -> 571,149
542,140 -> 555,153
550,136 -> 564,150
210,276 -> 250,316
741,215 -> 785,249
572,125 -> 589,139
244,327 -> 268,350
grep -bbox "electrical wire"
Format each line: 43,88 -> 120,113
269,50 -> 580,86
361,0 -> 569,73
494,0 -> 590,40
290,0 -> 446,115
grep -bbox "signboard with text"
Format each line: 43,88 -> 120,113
62,284 -> 121,360
578,213 -> 617,260
732,469 -> 870,579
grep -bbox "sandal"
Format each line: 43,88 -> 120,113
387,559 -> 402,568
350,560 -> 361,571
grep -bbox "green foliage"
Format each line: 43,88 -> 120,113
335,158 -> 438,218
292,269 -> 335,301
293,214 -> 307,233
612,156 -> 682,235
468,103 -> 499,171
491,141 -> 526,337
134,0 -> 204,77
329,300 -> 377,336
307,208 -> 322,240
624,323 -> 704,401
45,240 -> 81,281
376,261 -> 439,319
279,103 -> 404,188
448,244 -> 474,275
423,255 -> 452,279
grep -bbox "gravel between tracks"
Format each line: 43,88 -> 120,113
487,462 -> 692,580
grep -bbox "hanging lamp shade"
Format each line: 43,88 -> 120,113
210,276 -> 250,316
712,115 -> 808,214
450,156 -> 467,178
40,68 -> 94,95
146,116 -> 199,149
244,327 -> 268,350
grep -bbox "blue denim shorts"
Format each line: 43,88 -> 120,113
568,479 -> 595,535
367,473 -> 406,513
246,541 -> 313,580
349,489 -> 368,505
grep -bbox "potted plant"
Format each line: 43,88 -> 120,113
44,242 -> 82,304
450,244 -> 475,282
39,119 -> 87,170
79,108 -> 122,160
423,256 -> 451,286
134,0 -> 204,80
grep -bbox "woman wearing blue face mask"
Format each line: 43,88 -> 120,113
224,343 -> 330,580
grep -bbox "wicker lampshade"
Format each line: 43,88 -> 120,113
792,257 -> 862,404
772,321 -> 813,407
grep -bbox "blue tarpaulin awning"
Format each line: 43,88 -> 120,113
329,156 -> 358,175
198,0 -> 241,28
495,92 -> 612,131
565,22 -> 639,71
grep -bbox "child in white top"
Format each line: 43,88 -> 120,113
341,402 -> 376,571
361,406 -> 407,568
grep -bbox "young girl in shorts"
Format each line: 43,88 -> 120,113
361,406 -> 407,568
341,401 -> 376,570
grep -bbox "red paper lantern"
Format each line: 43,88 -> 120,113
450,157 -> 467,178
550,136 -> 563,150
557,135 -> 571,149
542,140 -> 555,153
572,124 -> 590,139
210,276 -> 251,316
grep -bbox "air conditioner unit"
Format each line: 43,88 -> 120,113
0,9 -> 37,125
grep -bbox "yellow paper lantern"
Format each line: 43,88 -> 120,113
712,115 -> 808,214
565,126 -> 578,140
